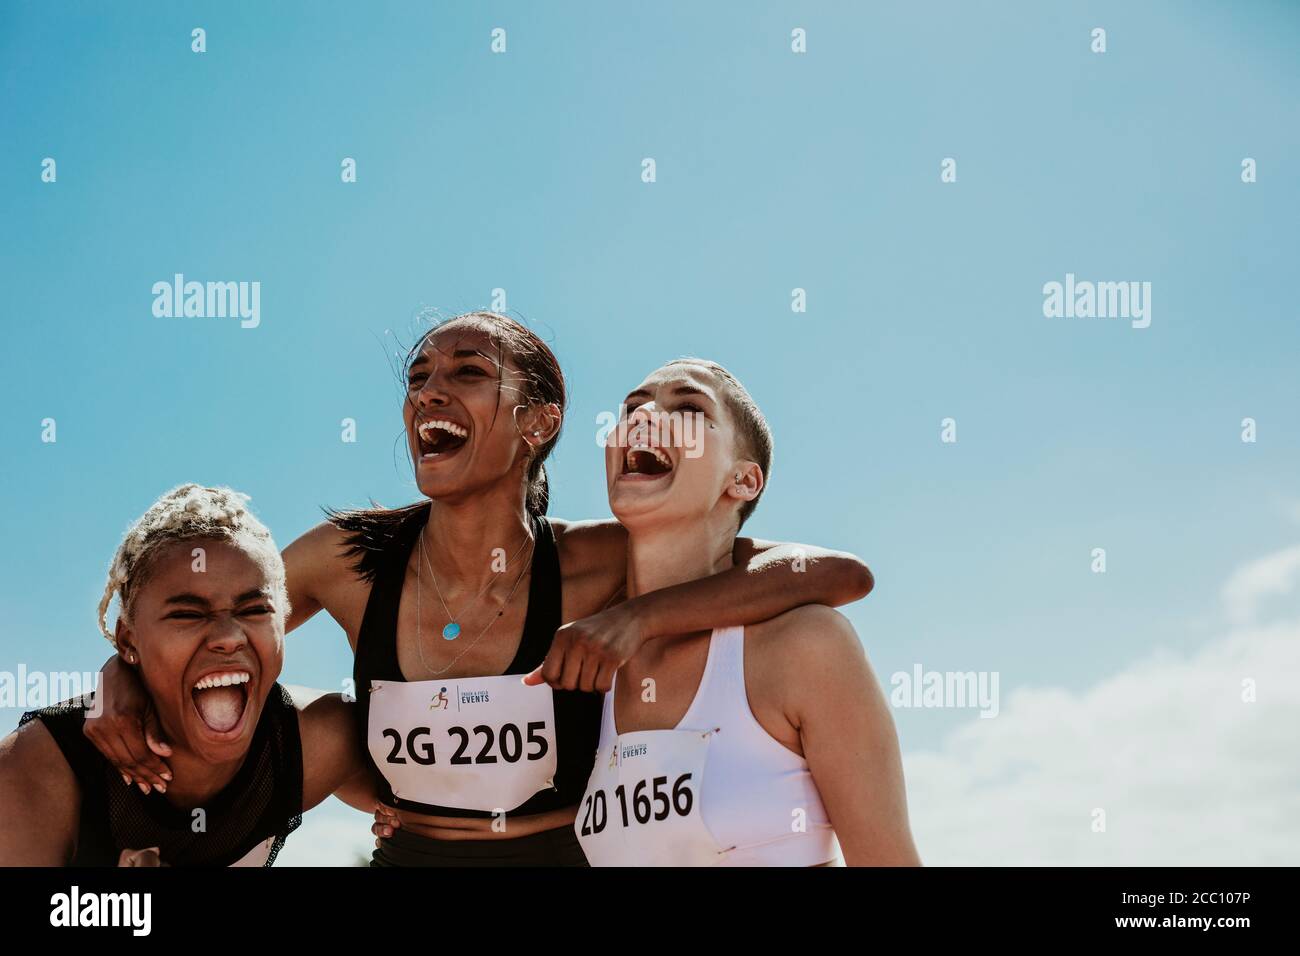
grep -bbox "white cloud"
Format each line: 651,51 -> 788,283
1222,544 -> 1300,624
905,546 -> 1300,865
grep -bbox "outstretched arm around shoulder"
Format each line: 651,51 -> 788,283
531,517 -> 874,692
295,691 -> 376,814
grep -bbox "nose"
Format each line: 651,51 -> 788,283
205,612 -> 250,654
416,368 -> 452,409
626,402 -> 669,445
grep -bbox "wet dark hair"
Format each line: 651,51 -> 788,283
666,358 -> 772,530
326,311 -> 566,582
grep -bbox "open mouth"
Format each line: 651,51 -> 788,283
621,444 -> 674,479
191,670 -> 252,735
416,419 -> 470,460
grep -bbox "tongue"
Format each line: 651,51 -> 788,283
431,433 -> 467,454
193,685 -> 245,733
629,450 -> 668,475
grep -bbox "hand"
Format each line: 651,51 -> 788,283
83,655 -> 173,794
522,602 -> 645,693
117,846 -> 167,867
370,802 -> 463,843
372,803 -> 400,844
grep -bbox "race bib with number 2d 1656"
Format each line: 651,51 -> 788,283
576,727 -> 724,866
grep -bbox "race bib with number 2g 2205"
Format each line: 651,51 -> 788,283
368,675 -> 558,813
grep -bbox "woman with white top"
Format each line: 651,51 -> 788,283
575,358 -> 921,866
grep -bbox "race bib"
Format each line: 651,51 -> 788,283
368,675 -> 558,813
575,728 -> 724,866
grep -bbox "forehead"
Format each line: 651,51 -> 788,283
412,325 -> 512,368
632,363 -> 722,399
137,538 -> 274,595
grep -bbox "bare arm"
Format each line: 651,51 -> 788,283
282,520 -> 348,634
783,607 -> 920,866
645,534 -> 874,636
297,693 -> 376,814
0,722 -> 80,865
530,519 -> 874,691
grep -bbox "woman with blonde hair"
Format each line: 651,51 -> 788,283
0,484 -> 369,866
572,359 -> 920,866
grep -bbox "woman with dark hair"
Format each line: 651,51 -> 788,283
84,312 -> 873,866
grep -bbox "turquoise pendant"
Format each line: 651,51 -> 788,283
442,622 -> 461,641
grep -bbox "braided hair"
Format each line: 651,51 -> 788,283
97,484 -> 289,646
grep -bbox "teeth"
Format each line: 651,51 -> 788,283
193,671 -> 251,691
418,420 -> 468,440
625,444 -> 672,471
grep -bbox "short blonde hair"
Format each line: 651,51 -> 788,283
97,484 -> 289,646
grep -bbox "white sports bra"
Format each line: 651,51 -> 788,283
576,626 -> 839,866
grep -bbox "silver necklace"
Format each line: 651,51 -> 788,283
415,531 -> 534,678
421,526 -> 532,640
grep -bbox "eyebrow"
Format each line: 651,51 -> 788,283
623,384 -> 713,405
164,588 -> 270,607
409,348 -> 494,370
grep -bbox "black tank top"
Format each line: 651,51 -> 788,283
20,684 -> 303,867
352,503 -> 600,818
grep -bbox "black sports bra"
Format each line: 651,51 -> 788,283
351,503 -> 600,817
21,684 -> 302,866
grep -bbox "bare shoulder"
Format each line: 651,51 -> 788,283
550,518 -> 627,607
550,517 -> 626,564
748,606 -> 857,650
283,520 -> 361,600
0,718 -> 74,780
282,520 -> 370,634
744,607 -> 880,735
0,719 -> 80,864
284,519 -> 353,572
746,605 -> 863,659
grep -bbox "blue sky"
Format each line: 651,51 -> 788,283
2,2 -> 1298,863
